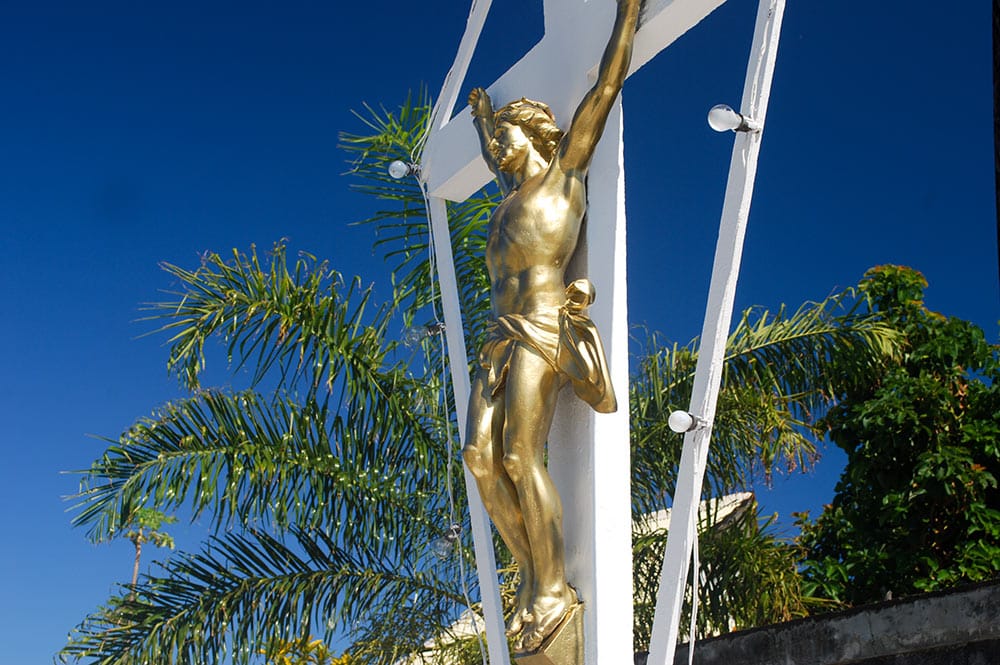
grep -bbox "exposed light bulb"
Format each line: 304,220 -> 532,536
430,524 -> 462,560
707,104 -> 741,132
403,325 -> 428,348
707,104 -> 760,133
402,321 -> 446,348
388,160 -> 418,179
668,410 -> 706,433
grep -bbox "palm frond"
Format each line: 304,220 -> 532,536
630,290 -> 899,514
147,243 -> 390,397
69,390 -> 448,549
632,498 -> 811,651
339,94 -> 497,364
721,294 -> 899,414
61,529 -> 470,665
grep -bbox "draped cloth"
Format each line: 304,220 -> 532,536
478,278 -> 618,414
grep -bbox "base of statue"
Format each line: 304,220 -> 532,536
514,603 -> 584,665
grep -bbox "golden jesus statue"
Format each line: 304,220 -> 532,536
461,0 -> 639,652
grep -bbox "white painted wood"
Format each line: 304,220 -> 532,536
420,4 -> 505,660
421,0 -> 730,203
548,99 -> 632,665
645,2 -> 785,664
426,197 -> 510,665
426,0 -> 493,135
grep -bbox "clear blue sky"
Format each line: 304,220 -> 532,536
1,1 -> 996,662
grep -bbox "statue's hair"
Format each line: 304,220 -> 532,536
491,98 -> 565,162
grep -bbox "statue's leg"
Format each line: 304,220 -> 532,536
502,346 -> 577,651
463,368 -> 535,635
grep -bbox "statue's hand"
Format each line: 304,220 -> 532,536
469,87 -> 493,119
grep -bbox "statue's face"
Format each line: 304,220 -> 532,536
491,122 -> 535,173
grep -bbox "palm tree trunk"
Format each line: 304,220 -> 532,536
132,539 -> 142,588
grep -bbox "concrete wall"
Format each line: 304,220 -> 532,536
635,580 -> 1000,665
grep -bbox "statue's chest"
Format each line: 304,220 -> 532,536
488,187 -> 578,251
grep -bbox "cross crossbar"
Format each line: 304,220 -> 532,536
422,0 -> 727,202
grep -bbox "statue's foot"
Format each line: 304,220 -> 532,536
506,577 -> 534,637
518,586 -> 578,652
506,607 -> 533,637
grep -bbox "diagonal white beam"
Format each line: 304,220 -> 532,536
419,4 -> 508,662
427,0 -> 493,133
426,199 -> 510,665
645,1 -> 785,664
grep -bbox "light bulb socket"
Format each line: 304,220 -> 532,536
430,524 -> 462,560
736,115 -> 761,132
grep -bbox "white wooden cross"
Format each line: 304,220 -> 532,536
416,1 -> 780,663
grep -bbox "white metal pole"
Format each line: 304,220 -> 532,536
645,1 -> 785,664
419,1 -> 510,660
426,197 -> 510,665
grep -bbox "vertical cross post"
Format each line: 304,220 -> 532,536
547,97 -> 632,665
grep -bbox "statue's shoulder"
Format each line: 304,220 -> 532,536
539,158 -> 587,198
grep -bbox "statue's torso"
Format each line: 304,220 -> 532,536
486,170 -> 586,318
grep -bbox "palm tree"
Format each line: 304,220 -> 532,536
629,296 -> 894,647
61,94 -> 896,664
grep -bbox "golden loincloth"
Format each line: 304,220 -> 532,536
479,279 -> 617,414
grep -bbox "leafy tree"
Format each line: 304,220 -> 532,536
798,265 -> 1000,606
264,637 -> 355,665
123,508 -> 176,588
61,95 -> 898,664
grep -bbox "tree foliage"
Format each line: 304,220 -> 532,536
629,294 -> 898,516
61,245 -> 472,665
123,508 -> 176,587
628,292 -> 897,648
61,93 -> 494,665
264,637 -> 355,665
798,265 -> 1000,606
61,94 -> 901,664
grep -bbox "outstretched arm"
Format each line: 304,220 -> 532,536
469,87 -> 515,195
557,0 -> 640,172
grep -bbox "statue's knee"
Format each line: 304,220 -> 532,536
502,451 -> 527,482
463,445 -> 490,481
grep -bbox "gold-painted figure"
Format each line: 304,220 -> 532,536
462,0 -> 639,653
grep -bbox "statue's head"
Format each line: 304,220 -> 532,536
489,98 -> 564,168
